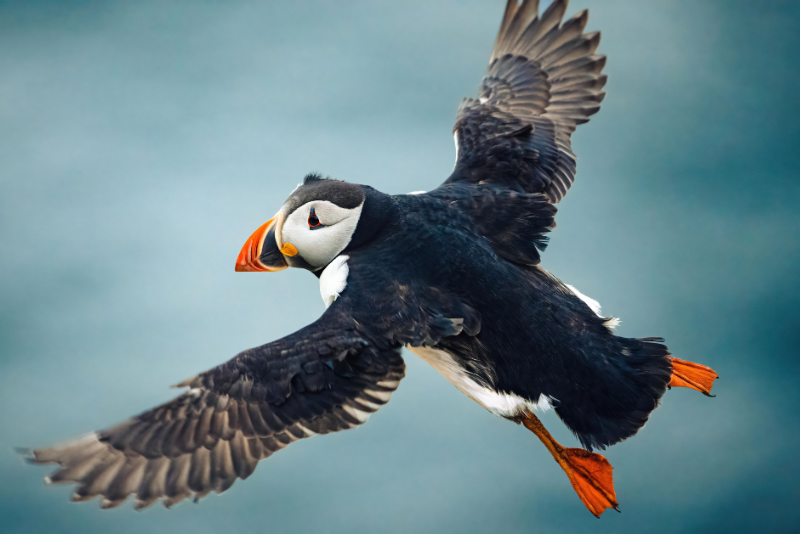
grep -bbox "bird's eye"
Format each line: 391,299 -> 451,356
308,208 -> 324,229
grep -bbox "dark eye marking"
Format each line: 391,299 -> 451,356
308,207 -> 324,230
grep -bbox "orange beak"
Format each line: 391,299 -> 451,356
235,217 -> 287,272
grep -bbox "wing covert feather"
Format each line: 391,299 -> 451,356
443,0 -> 607,203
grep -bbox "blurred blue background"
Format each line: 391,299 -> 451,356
1,1 -> 798,532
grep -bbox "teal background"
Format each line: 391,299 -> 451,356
1,1 -> 798,532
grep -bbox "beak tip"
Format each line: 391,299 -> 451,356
235,217 -> 287,273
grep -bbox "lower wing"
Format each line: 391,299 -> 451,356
22,308 -> 405,509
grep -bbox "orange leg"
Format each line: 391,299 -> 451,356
669,357 -> 718,396
519,411 -> 618,518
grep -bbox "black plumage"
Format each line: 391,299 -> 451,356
337,189 -> 671,451
23,0 -> 717,517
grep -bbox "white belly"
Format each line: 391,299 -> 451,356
406,345 -> 553,417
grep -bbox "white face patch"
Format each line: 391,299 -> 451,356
407,346 -> 555,417
453,131 -> 460,164
280,200 -> 363,269
319,255 -> 349,308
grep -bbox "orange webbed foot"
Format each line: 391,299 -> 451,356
669,357 -> 719,396
520,412 -> 619,517
558,446 -> 618,518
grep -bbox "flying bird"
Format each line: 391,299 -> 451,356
23,0 -> 718,517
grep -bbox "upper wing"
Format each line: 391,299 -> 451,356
442,0 -> 606,202
426,182 -> 556,266
25,303 -> 405,510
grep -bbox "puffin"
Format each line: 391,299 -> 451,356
23,0 -> 718,517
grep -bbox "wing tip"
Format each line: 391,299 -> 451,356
14,447 -> 36,463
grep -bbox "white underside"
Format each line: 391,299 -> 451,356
407,345 -> 554,417
319,255 -> 349,308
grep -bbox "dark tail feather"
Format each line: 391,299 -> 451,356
555,337 -> 672,451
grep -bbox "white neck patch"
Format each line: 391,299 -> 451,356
319,255 -> 349,308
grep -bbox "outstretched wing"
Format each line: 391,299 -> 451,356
25,302 -> 405,510
442,0 -> 606,202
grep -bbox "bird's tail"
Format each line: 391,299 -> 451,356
554,337 -> 717,451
